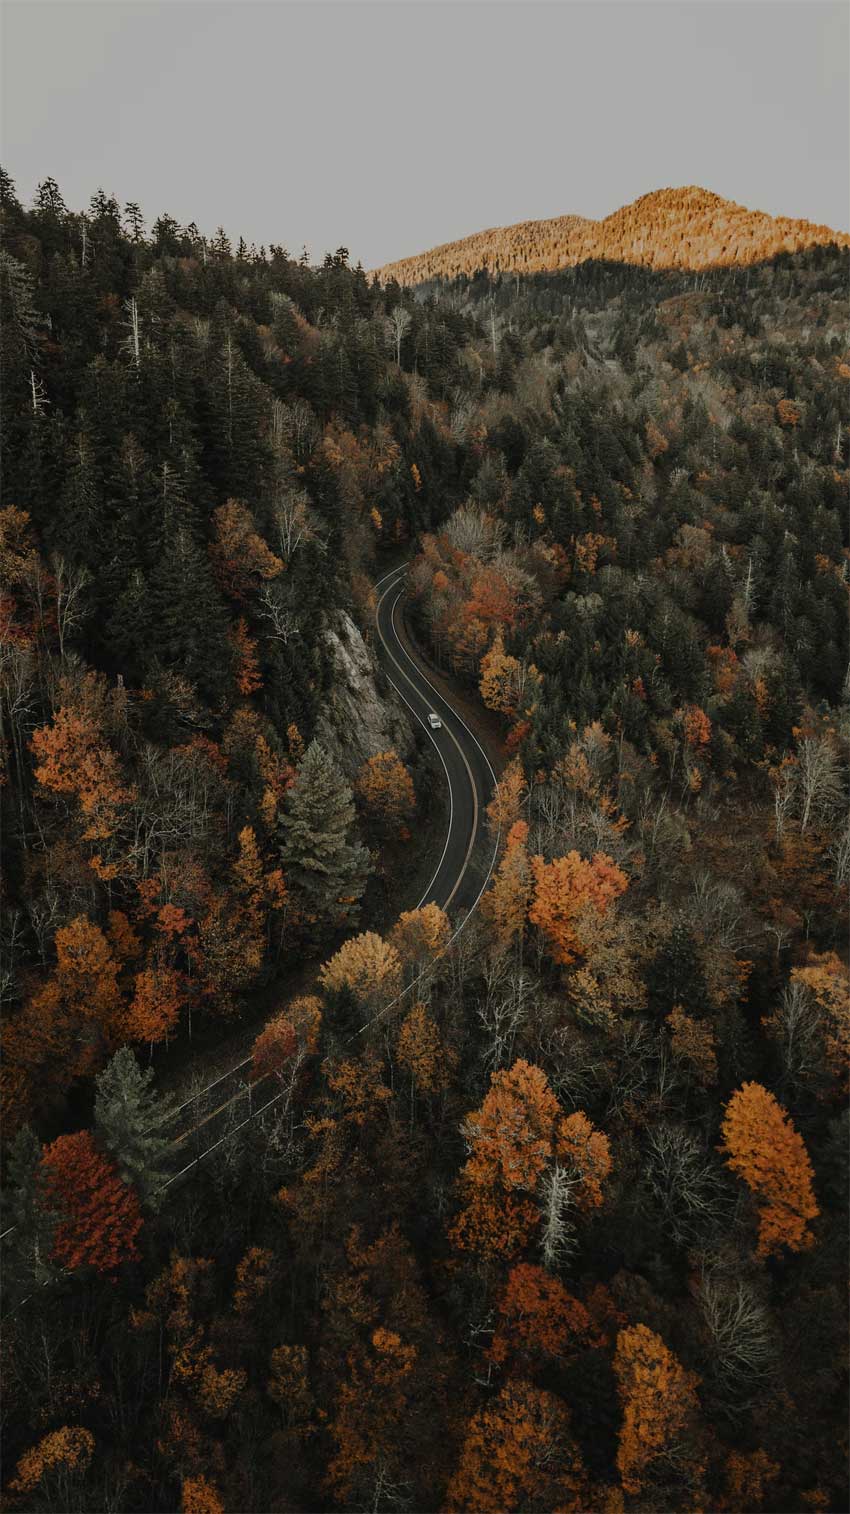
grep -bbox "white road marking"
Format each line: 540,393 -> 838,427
1,560 -> 505,1255
374,574 -> 455,910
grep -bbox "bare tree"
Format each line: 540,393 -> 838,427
765,978 -> 822,1097
50,554 -> 90,659
644,1123 -> 729,1247
271,485 -> 318,559
771,759 -> 797,845
689,872 -> 751,954
443,503 -> 504,562
696,1268 -> 779,1417
271,397 -> 319,462
388,305 -> 412,365
477,964 -> 533,1073
796,734 -> 843,834
538,1163 -> 578,1272
122,296 -> 141,370
830,815 -> 850,891
255,583 -> 300,646
29,369 -> 49,416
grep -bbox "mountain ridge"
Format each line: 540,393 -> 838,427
374,185 -> 850,284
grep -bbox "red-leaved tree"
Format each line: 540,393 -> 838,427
41,1130 -> 143,1274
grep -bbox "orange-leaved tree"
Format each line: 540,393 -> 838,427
251,995 -> 322,1084
479,629 -> 523,716
4,916 -> 127,1121
325,1327 -> 418,1505
354,749 -> 415,831
232,616 -> 263,695
559,1110 -> 613,1211
613,1323 -> 703,1496
389,903 -> 450,974
2,977 -> 92,1136
41,1130 -> 143,1274
30,677 -> 134,846
396,1001 -> 454,1101
485,756 -> 527,841
53,913 -> 123,1030
181,1475 -> 225,1514
9,1425 -> 96,1503
450,1060 -> 610,1261
446,1379 -> 588,1514
209,498 -> 283,601
482,820 -> 531,952
529,851 -> 628,966
489,1262 -> 598,1367
719,1082 -> 819,1259
123,965 -> 184,1049
232,824 -> 288,962
319,932 -> 402,1020
720,1449 -> 780,1512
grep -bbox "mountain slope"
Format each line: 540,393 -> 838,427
374,186 -> 850,284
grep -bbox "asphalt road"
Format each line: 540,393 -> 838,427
2,565 -> 503,1259
373,564 -> 499,916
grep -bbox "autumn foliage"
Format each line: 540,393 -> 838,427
41,1130 -> 143,1274
319,931 -> 402,1018
124,965 -> 184,1046
446,1379 -> 588,1513
719,1082 -> 819,1259
376,185 -> 850,285
251,995 -> 322,1082
354,749 -> 415,829
451,1060 -> 610,1259
389,902 -> 451,969
613,1323 -> 703,1495
529,851 -> 628,965
30,678 -> 134,844
181,1475 -> 225,1514
9,1425 -> 96,1499
489,1263 -> 598,1366
483,820 -> 531,949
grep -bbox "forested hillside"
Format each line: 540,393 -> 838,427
1,172 -> 848,1514
375,185 -> 850,285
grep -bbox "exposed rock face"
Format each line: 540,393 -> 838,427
315,611 -> 413,779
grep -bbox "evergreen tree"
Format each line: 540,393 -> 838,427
277,740 -> 370,931
146,511 -> 233,706
1,1126 -> 59,1301
94,1047 -> 174,1209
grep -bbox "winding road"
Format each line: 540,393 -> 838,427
374,563 -> 499,915
160,566 -> 501,1163
2,565 -> 502,1264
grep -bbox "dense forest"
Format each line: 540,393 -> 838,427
375,186 -> 850,285
1,170 -> 848,1514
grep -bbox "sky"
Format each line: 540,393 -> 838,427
2,0 -> 848,268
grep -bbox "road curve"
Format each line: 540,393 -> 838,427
373,564 -> 499,916
2,566 -> 503,1261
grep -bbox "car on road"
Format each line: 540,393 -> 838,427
427,711 -> 442,729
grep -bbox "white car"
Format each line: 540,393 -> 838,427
427,711 -> 442,730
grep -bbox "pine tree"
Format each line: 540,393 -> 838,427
94,1047 -> 174,1208
146,520 -> 233,705
277,740 -> 370,930
1,1126 -> 59,1301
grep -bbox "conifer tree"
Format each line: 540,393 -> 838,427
277,740 -> 370,930
146,522 -> 233,704
94,1047 -> 174,1208
1,1126 -> 59,1301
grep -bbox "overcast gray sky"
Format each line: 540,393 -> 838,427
2,0 -> 847,267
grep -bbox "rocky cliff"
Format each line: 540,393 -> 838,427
314,611 -> 413,779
